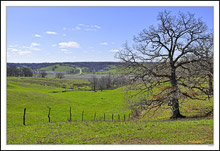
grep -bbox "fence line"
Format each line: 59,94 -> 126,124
22,107 -> 132,125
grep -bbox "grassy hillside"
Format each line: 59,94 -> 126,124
7,77 -> 213,144
7,77 -> 129,127
7,77 -> 90,90
39,64 -> 80,73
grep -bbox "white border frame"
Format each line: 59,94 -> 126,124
1,1 -> 219,150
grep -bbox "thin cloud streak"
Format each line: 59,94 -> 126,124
45,31 -> 57,35
59,41 -> 80,48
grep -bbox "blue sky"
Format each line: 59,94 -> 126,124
7,6 -> 213,63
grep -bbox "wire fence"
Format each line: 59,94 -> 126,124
22,107 -> 132,126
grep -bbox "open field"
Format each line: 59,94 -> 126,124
7,77 -> 213,144
7,118 -> 213,144
7,77 -> 129,127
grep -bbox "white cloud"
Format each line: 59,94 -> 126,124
8,48 -> 20,52
85,28 -> 94,31
7,48 -> 31,55
72,24 -> 101,31
63,34 -> 67,36
21,46 -> 29,49
64,51 -> 72,54
45,31 -> 57,35
21,43 -> 40,51
60,49 -> 72,54
8,45 -> 18,48
30,47 -> 40,51
78,24 -> 85,26
17,50 -> 31,55
51,44 -> 57,47
7,42 -> 40,56
75,27 -> 81,30
59,41 -> 80,48
100,42 -> 108,45
29,43 -> 40,50
31,43 -> 40,47
109,49 -> 120,52
34,34 -> 41,37
61,49 -> 68,52
72,26 -> 81,30
94,25 -> 101,29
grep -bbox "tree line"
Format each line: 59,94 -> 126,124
89,73 -> 127,91
7,66 -> 66,79
7,66 -> 33,77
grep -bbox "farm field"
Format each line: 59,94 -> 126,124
6,77 -> 213,144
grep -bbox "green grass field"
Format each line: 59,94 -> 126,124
7,77 -> 213,144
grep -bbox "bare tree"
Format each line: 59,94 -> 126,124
113,75 -> 127,87
106,73 -> 113,89
39,70 -> 47,78
116,10 -> 213,119
98,76 -> 107,91
197,34 -> 213,95
55,72 -> 65,79
89,74 -> 98,92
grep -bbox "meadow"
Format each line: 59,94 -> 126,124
7,77 -> 213,144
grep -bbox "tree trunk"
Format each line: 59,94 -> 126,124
170,98 -> 185,119
170,66 -> 185,119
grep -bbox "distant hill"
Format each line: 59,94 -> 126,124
7,62 -> 126,73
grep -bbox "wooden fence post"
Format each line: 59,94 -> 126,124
48,107 -> 51,122
82,111 -> 84,121
94,112 -> 96,121
70,107 -> 72,121
112,113 -> 114,122
23,108 -> 26,125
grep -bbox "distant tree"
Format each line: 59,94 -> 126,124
22,67 -> 33,77
198,34 -> 213,95
7,66 -> 33,77
7,66 -> 17,76
113,75 -> 127,87
39,70 -> 47,78
116,10 -> 213,119
52,65 -> 57,71
89,74 -> 98,92
106,73 -> 113,89
55,72 -> 65,79
98,76 -> 107,91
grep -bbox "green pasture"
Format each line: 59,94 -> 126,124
7,118 -> 213,144
7,77 -> 129,127
6,77 -> 213,144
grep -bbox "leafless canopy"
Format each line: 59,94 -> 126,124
116,10 -> 213,118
